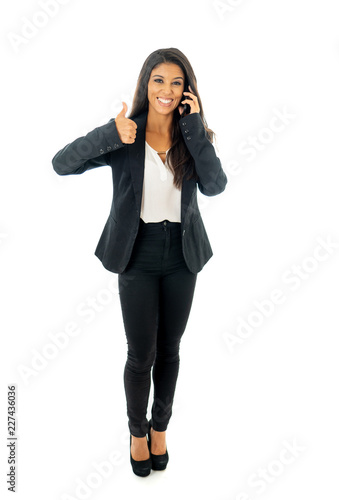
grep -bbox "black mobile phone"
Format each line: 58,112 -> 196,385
182,83 -> 191,115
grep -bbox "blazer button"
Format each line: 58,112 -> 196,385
186,136 -> 191,140
114,143 -> 119,149
107,146 -> 112,151
99,148 -> 104,154
182,121 -> 186,126
184,129 -> 189,133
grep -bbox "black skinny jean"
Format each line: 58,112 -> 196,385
118,218 -> 197,437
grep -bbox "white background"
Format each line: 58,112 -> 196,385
1,0 -> 339,498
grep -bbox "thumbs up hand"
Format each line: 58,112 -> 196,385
115,102 -> 137,144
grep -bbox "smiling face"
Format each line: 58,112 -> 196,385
147,62 -> 185,116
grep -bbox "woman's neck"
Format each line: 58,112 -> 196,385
146,107 -> 173,135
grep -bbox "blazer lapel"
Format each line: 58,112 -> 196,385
181,176 -> 196,225
128,111 -> 147,215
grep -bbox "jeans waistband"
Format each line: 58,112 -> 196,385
139,218 -> 181,229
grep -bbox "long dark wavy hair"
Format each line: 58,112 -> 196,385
128,48 -> 215,189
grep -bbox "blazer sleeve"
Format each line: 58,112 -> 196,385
179,112 -> 227,196
52,117 -> 125,176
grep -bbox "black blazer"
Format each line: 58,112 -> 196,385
52,110 -> 227,274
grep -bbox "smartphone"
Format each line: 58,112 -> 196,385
182,83 -> 191,115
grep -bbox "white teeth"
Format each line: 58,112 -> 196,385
158,98 -> 172,104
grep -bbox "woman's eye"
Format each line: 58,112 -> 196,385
153,79 -> 181,85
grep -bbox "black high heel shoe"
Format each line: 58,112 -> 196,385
147,419 -> 169,471
130,433 -> 152,477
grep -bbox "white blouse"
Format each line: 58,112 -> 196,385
140,141 -> 181,223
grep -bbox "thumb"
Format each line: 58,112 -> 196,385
116,101 -> 128,118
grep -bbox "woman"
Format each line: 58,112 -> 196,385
52,47 -> 227,477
